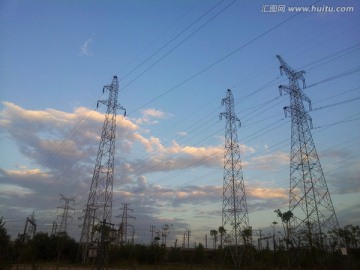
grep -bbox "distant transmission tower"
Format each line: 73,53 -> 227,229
57,194 -> 75,234
276,55 -> 339,250
23,212 -> 36,242
220,89 -> 251,268
79,76 -> 126,261
117,203 -> 135,245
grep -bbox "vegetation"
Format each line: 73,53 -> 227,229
0,217 -> 359,269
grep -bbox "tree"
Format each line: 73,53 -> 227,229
194,243 -> 206,264
274,209 -> 293,248
218,226 -> 226,249
241,226 -> 253,246
272,221 -> 278,250
0,217 -> 11,262
329,224 -> 360,249
210,229 -> 218,249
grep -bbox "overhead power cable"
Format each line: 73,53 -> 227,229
126,4 -> 314,115
119,0 -> 227,82
307,66 -> 360,88
120,0 -> 237,93
313,116 -> 360,130
120,1 -> 200,72
312,96 -> 360,112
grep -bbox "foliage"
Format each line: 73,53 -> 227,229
0,217 -> 13,268
329,224 -> 360,249
10,231 -> 78,264
241,226 -> 253,246
209,229 -> 218,249
218,226 -> 226,248
1,222 -> 359,270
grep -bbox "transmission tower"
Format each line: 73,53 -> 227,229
276,55 -> 339,250
116,203 -> 135,245
220,89 -> 251,268
22,212 -> 36,242
57,194 -> 75,234
79,76 -> 126,262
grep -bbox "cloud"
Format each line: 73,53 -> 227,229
248,151 -> 288,170
177,131 -> 187,137
337,203 -> 360,226
2,102 -> 355,243
80,38 -> 93,56
135,108 -> 172,125
0,184 -> 34,198
326,160 -> 360,195
247,187 -> 287,200
0,102 -> 228,239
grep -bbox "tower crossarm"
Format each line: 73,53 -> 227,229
220,90 -> 241,127
279,85 -> 312,111
276,55 -> 306,88
283,106 -> 313,129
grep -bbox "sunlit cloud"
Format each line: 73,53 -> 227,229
1,102 -> 357,242
247,187 -> 287,199
249,151 -> 288,170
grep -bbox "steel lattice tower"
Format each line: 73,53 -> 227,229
117,203 -> 135,245
220,89 -> 250,267
277,55 -> 339,249
57,194 -> 75,234
79,76 -> 126,261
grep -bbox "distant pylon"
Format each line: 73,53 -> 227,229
23,211 -> 36,242
116,203 -> 135,245
57,194 -> 75,234
79,76 -> 126,262
220,89 -> 251,268
276,55 -> 339,250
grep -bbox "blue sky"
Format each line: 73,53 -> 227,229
0,0 -> 359,246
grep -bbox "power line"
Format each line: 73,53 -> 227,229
307,66 -> 360,88
120,0 -> 237,93
127,7 -> 307,115
119,0 -> 228,83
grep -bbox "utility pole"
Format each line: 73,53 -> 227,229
187,230 -> 191,249
117,203 -> 135,245
150,225 -> 156,244
57,194 -> 75,234
220,89 -> 251,268
253,229 -> 262,250
182,232 -> 186,248
204,234 -> 208,249
79,76 -> 126,262
276,55 -> 339,254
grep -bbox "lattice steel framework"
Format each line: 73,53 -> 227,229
117,203 -> 135,245
220,89 -> 250,267
57,194 -> 75,234
79,76 -> 126,261
277,55 -> 339,249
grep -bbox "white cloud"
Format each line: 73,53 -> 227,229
1,102 -> 357,242
135,108 -> 172,125
80,38 -> 93,56
177,131 -> 187,137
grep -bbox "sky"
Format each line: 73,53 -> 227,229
0,0 -> 359,247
